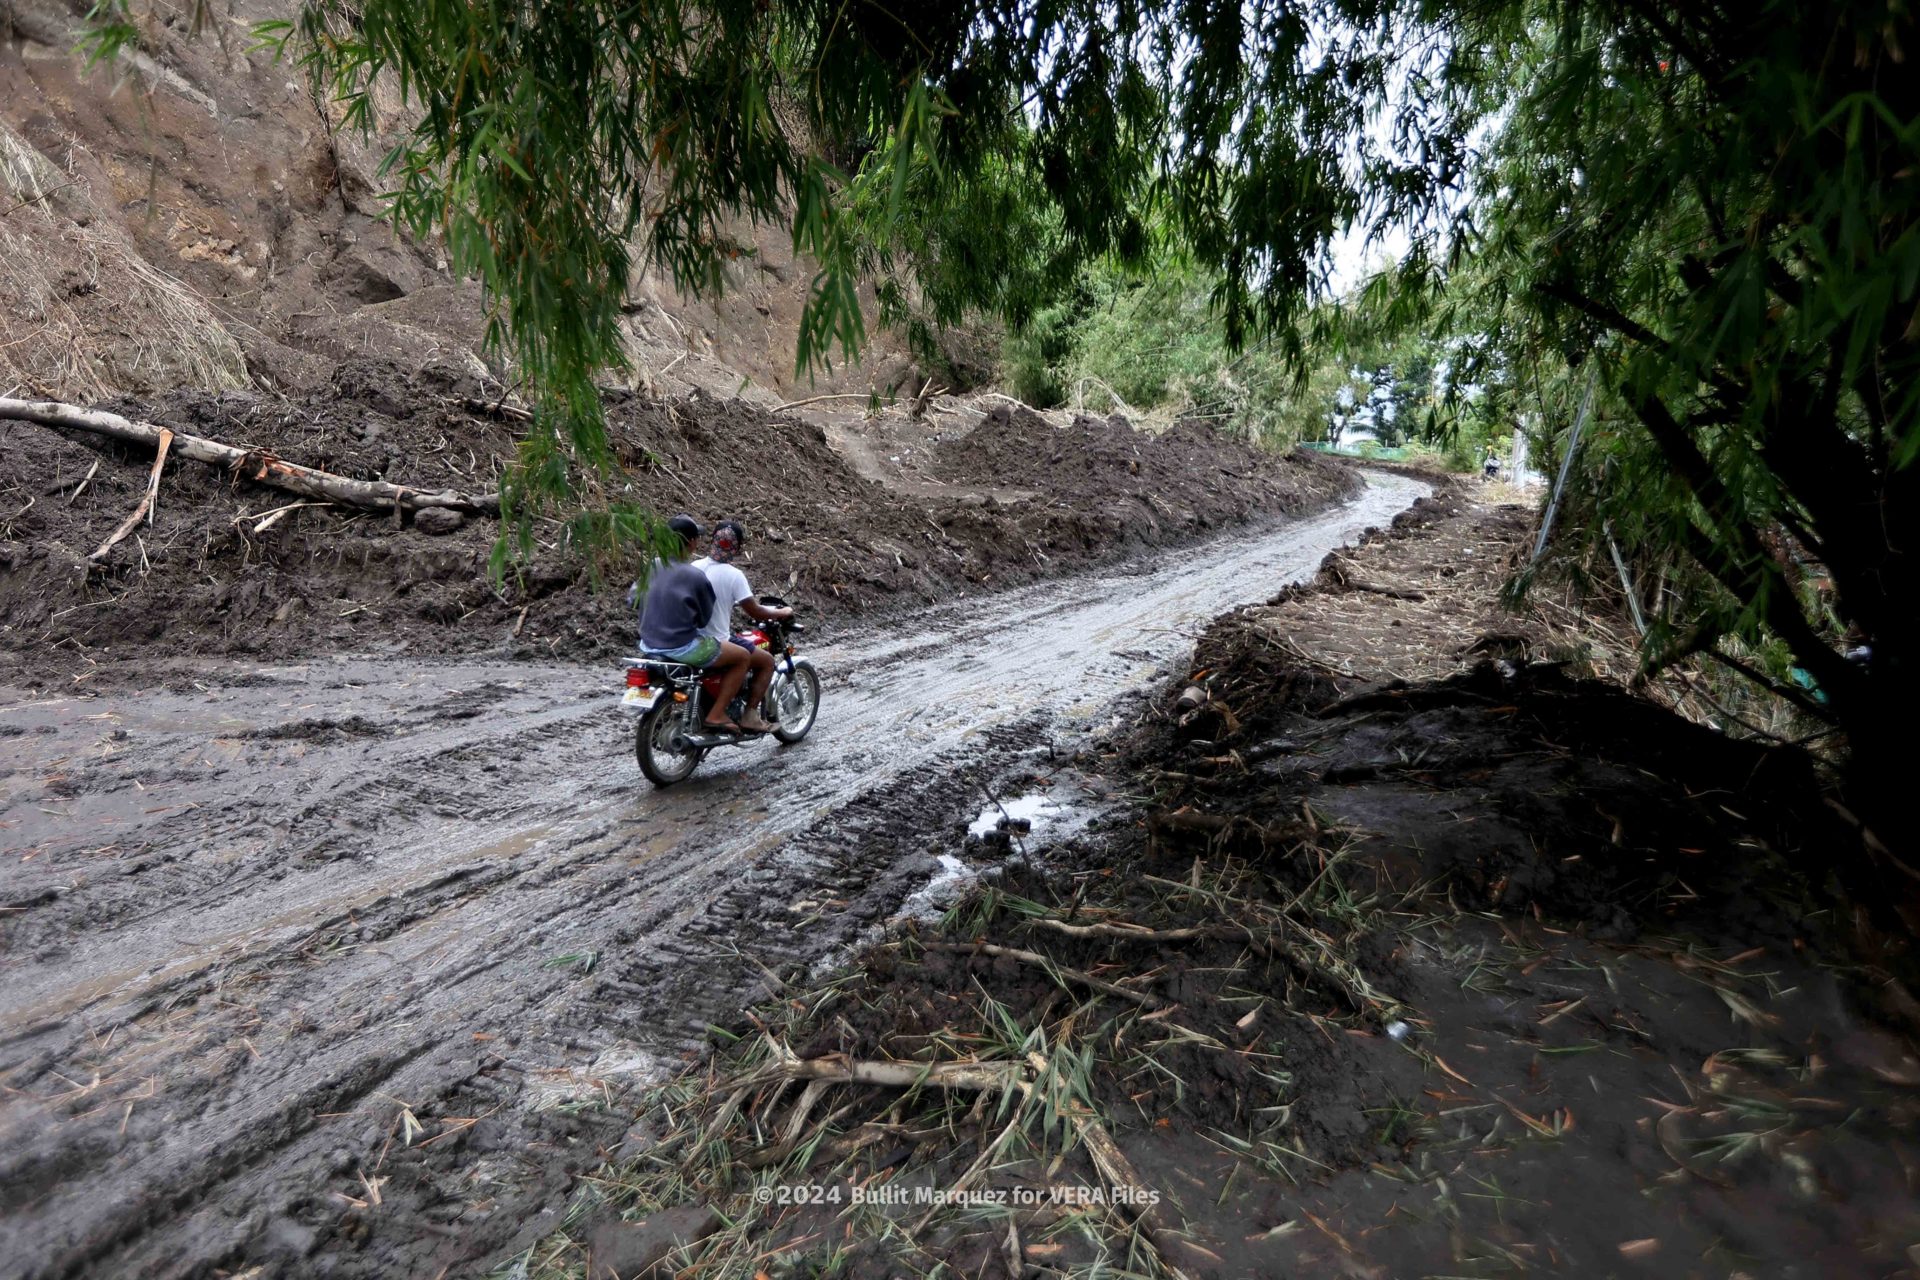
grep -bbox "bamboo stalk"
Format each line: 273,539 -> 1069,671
1026,1050 -> 1201,1280
740,1049 -> 1023,1095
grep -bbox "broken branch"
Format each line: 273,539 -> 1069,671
89,428 -> 172,563
1026,916 -> 1264,945
236,500 -> 332,534
922,939 -> 1171,1009
67,459 -> 100,504
740,1048 -> 1022,1095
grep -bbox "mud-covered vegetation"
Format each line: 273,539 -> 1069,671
503,488 -> 1920,1280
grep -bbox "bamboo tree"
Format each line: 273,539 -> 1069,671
76,0 -> 1917,865
1456,1 -> 1918,869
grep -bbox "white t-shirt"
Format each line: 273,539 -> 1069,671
691,557 -> 753,641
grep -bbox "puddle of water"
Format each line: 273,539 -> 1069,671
527,1041 -> 675,1111
967,792 -> 1064,838
887,784 -> 1103,930
895,853 -> 972,921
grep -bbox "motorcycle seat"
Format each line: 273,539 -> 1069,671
634,655 -> 704,676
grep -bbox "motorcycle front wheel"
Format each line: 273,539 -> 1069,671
769,659 -> 821,744
636,701 -> 704,786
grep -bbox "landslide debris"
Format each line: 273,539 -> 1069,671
0,359 -> 1357,668
933,403 -> 1344,524
513,489 -> 1920,1280
0,1 -> 973,408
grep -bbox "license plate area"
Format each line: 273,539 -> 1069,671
620,686 -> 658,712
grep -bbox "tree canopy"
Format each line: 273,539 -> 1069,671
1454,1 -> 1918,871
82,0 -> 1919,863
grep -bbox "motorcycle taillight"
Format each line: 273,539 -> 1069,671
625,667 -> 649,688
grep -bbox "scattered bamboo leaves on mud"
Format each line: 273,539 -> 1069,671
500,809 -> 1422,1279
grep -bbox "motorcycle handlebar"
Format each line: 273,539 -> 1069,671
757,593 -> 803,627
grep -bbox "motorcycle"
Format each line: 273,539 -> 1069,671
619,596 -> 822,787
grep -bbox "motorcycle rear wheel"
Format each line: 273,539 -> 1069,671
636,701 -> 704,786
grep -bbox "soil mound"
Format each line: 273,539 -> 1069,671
1135,489 -> 1865,945
0,362 -> 1356,670
934,404 -> 1345,531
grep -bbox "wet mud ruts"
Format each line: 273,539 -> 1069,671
0,478 -> 1423,1279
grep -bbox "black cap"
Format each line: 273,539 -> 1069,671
665,514 -> 702,544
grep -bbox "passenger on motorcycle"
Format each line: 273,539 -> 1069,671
692,519 -> 794,736
636,514 -> 755,736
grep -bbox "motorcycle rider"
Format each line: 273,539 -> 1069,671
636,514 -> 753,735
692,518 -> 794,735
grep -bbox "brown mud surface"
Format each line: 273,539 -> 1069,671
0,361 -> 1354,675
523,488 -> 1920,1280
0,474 -> 1423,1280
2,0 -> 957,410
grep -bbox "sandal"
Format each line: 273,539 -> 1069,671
701,719 -> 746,736
737,717 -> 776,735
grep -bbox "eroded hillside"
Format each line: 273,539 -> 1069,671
0,0 -> 940,405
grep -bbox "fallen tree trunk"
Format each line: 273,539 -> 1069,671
0,397 -> 500,515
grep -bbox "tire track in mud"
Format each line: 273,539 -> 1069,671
0,473 -> 1425,1279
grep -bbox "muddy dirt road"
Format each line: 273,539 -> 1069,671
0,473 -> 1425,1279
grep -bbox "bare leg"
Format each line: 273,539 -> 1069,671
738,647 -> 778,732
703,643 -> 749,726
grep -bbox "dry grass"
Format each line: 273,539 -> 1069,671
0,122 -> 248,401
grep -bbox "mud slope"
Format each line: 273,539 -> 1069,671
0,360 -> 1358,670
0,0 -> 970,405
0,474 -> 1424,1280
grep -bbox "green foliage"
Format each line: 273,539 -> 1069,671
1406,0 -> 1917,853
994,254 -> 1392,451
86,0 -> 1484,487
999,302 -> 1078,408
75,0 -> 1920,846
1472,10 -> 1911,691
1071,267 -> 1229,411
